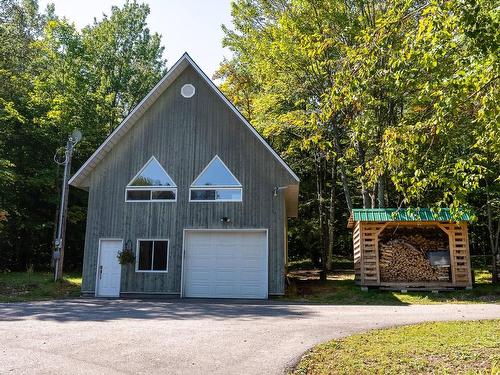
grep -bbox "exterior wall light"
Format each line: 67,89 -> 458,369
273,186 -> 289,197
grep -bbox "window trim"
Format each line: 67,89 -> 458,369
191,155 -> 242,187
135,238 -> 169,273
125,187 -> 178,202
189,187 -> 243,202
125,156 -> 177,202
189,155 -> 243,202
181,83 -> 196,98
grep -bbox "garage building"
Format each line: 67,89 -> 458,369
69,53 -> 299,299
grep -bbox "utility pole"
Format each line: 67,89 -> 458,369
54,130 -> 81,281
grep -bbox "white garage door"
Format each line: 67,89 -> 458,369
183,231 -> 268,299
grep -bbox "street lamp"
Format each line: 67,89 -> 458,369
53,129 -> 82,281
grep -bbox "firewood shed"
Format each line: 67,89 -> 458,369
347,208 -> 472,290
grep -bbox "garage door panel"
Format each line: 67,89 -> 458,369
238,270 -> 262,281
187,284 -> 210,296
214,284 -> 235,295
183,231 -> 268,299
186,258 -> 210,268
240,285 -> 263,295
214,271 -> 235,282
215,258 -> 240,268
235,258 -> 261,268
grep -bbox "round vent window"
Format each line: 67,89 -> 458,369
181,84 -> 196,98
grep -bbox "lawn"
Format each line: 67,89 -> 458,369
280,269 -> 500,304
1,269 -> 498,305
0,271 -> 81,302
292,320 -> 500,375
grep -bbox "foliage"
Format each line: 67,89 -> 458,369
0,271 -> 81,302
117,248 -> 135,265
1,0 -> 498,281
218,0 -> 500,279
0,0 -> 166,271
292,320 -> 500,374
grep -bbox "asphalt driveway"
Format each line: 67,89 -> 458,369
1,299 -> 499,374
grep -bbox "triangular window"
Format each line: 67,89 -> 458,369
128,157 -> 176,187
192,156 -> 241,187
126,157 -> 177,202
190,156 -> 242,202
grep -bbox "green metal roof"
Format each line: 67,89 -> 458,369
350,208 -> 471,222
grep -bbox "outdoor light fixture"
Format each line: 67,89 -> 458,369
273,186 -> 289,197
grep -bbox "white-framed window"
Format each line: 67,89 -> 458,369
189,155 -> 242,202
125,156 -> 177,202
136,239 -> 169,272
181,83 -> 196,98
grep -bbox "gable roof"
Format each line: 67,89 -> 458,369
69,53 -> 300,188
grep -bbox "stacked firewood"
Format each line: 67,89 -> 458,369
379,236 -> 449,282
435,267 -> 451,281
399,235 -> 446,252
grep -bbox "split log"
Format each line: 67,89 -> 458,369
379,235 -> 450,282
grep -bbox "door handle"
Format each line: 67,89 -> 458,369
99,265 -> 103,279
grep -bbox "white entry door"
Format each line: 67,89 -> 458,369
96,239 -> 122,297
183,231 -> 268,299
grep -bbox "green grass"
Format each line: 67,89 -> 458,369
0,271 -> 82,302
1,269 -> 498,305
280,269 -> 499,305
293,320 -> 500,375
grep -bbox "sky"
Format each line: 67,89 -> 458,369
38,0 -> 234,77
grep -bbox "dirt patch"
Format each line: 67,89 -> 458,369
0,282 -> 37,296
286,270 -> 354,298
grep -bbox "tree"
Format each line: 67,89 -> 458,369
0,0 -> 54,269
81,1 -> 165,134
0,0 -> 166,272
218,0 -> 409,276
218,0 -> 499,282
375,0 -> 499,281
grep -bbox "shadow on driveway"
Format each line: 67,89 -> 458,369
0,298 -> 315,323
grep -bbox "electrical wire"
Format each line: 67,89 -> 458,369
53,147 -> 67,165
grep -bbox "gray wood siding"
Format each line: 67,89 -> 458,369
80,66 -> 296,295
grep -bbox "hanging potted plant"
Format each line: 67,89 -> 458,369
117,240 -> 135,265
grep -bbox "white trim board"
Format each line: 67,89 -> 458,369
125,187 -> 178,203
188,187 -> 243,203
69,53 -> 299,188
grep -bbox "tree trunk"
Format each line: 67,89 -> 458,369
326,155 -> 337,271
331,125 -> 353,211
492,254 -> 499,285
361,187 -> 370,208
486,178 -> 499,284
315,153 -> 329,281
370,184 -> 377,208
338,161 -> 353,211
355,140 -> 371,208
377,174 -> 385,208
